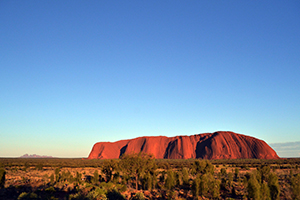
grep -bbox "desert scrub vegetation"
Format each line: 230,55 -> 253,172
0,157 -> 300,199
243,167 -> 281,200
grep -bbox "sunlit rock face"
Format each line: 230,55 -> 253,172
88,131 -> 279,159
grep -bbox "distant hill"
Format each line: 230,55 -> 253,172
20,154 -> 53,158
88,131 -> 279,159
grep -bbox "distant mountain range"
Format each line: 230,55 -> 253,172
20,154 -> 54,158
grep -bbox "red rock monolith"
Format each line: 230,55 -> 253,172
88,131 -> 279,159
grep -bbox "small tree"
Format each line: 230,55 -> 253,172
260,182 -> 271,200
101,159 -> 118,183
291,173 -> 300,199
147,172 -> 153,190
176,171 -> 183,186
227,172 -> 233,188
193,160 -> 214,175
0,168 -> 6,189
234,168 -> 239,180
258,165 -> 271,183
247,174 -> 261,200
192,175 -> 200,197
75,171 -> 82,184
113,171 -> 120,184
199,174 -> 209,196
152,171 -> 158,190
93,170 -> 99,185
165,170 -> 175,190
50,174 -> 55,184
209,174 -> 220,199
206,173 -> 220,199
55,168 -> 60,182
142,171 -> 153,190
120,152 -> 156,190
182,167 -> 189,185
220,168 -> 227,177
268,173 -> 280,200
18,192 -> 38,200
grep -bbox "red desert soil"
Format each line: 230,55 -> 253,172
88,131 -> 279,159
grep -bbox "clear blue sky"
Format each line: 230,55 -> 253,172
1,1 -> 299,157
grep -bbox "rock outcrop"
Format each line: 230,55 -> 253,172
88,131 -> 279,159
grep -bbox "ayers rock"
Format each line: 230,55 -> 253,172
88,131 -> 279,159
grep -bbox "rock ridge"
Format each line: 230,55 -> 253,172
88,131 -> 279,159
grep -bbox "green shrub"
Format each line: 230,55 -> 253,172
118,184 -> 127,193
247,174 -> 260,200
18,192 -> 28,200
165,170 -> 175,190
87,187 -> 108,200
146,172 -> 153,190
260,182 -> 271,200
75,171 -> 82,184
50,173 -> 55,184
268,173 -> 280,200
220,168 -> 227,176
60,170 -> 72,182
121,173 -> 129,185
192,175 -> 200,197
192,167 -> 219,198
159,171 -> 165,185
152,171 -> 158,189
258,165 -> 271,183
120,153 -> 156,190
182,167 -> 189,185
18,192 -> 38,200
228,172 -> 233,188
234,167 -> 239,179
102,159 -> 118,183
209,177 -> 220,199
112,171 -> 120,184
68,174 -> 74,183
45,186 -> 56,194
55,167 -> 60,182
93,170 -> 99,185
291,174 -> 300,200
175,171 -> 182,186
193,160 -> 214,175
201,174 -> 208,196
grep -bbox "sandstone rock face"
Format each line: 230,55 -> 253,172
88,131 -> 279,159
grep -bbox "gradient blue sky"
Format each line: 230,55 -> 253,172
1,1 -> 299,157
